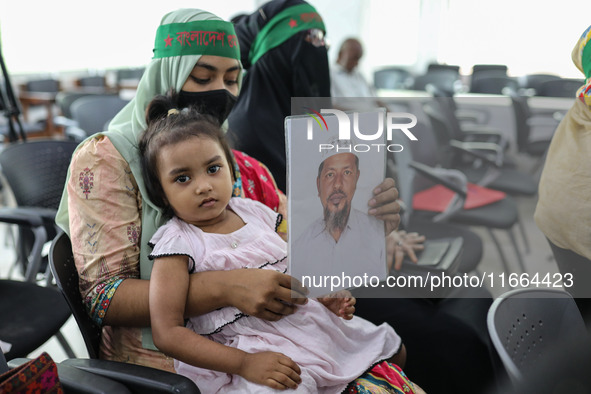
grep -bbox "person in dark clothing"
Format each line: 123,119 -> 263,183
227,0 -> 330,192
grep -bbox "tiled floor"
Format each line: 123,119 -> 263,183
0,152 -> 557,364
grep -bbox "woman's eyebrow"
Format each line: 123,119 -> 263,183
195,62 -> 240,73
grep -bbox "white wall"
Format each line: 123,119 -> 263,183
1,0 -> 589,81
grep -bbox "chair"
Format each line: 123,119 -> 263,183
412,64 -> 462,95
0,208 -> 74,360
115,67 -> 145,90
373,67 -> 414,90
49,231 -> 101,359
469,64 -> 509,93
517,73 -> 561,95
487,288 -> 588,384
53,91 -> 120,139
509,92 -> 560,174
399,104 -> 528,275
22,78 -> 60,94
536,78 -> 585,98
69,94 -> 129,139
427,63 -> 461,74
470,75 -> 520,95
49,232 -> 201,393
471,64 -> 508,76
0,81 -> 45,142
0,139 -> 79,278
411,70 -> 462,96
76,75 -> 107,90
422,99 -> 537,197
20,78 -> 61,123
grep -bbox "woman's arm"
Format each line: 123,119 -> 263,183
105,269 -> 309,326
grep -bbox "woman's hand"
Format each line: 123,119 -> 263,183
368,178 -> 401,235
225,269 -> 309,321
386,230 -> 426,271
317,290 -> 356,320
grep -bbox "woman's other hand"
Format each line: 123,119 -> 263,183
386,230 -> 426,271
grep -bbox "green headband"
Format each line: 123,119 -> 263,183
249,3 -> 325,66
153,20 -> 240,59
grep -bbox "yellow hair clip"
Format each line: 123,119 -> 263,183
167,108 -> 180,117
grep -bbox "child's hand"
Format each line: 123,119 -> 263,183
317,290 -> 356,320
238,351 -> 301,390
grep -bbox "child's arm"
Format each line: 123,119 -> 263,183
150,255 -> 302,390
316,290 -> 356,320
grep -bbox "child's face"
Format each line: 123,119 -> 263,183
156,135 -> 234,228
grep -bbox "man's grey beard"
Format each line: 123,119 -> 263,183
323,202 -> 350,234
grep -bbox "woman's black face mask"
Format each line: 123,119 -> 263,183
177,89 -> 238,124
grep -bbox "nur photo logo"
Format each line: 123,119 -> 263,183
303,108 -> 418,153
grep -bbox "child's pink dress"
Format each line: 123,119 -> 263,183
149,197 -> 401,393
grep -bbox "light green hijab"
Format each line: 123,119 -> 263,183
55,8 -> 241,349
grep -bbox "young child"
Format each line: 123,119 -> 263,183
140,93 -> 424,393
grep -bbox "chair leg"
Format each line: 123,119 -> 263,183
55,331 -> 76,358
486,228 -> 514,287
517,213 -> 530,254
508,227 -> 527,274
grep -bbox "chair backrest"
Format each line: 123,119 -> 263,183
49,231 -> 101,359
420,100 -> 458,167
470,76 -> 519,95
487,288 -> 588,384
536,78 -> 585,98
517,73 -> 561,94
77,76 -> 107,88
24,78 -> 60,93
373,67 -> 414,90
70,95 -> 129,136
508,93 -> 532,152
56,91 -> 118,119
0,139 -> 79,209
411,70 -> 461,96
427,63 -> 460,74
471,64 -> 508,77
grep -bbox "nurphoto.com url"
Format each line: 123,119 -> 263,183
302,272 -> 574,293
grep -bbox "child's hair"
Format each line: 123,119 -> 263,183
139,91 -> 237,215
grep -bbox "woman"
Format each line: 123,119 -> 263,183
227,0 -> 331,192
535,24 -> 591,322
55,7 -> 399,373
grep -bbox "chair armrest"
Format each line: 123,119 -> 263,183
456,108 -> 489,124
0,207 -> 45,227
61,358 -> 200,393
461,127 -> 510,152
7,358 -> 131,393
64,126 -> 89,142
53,115 -> 79,129
449,139 -> 504,167
408,161 -> 467,197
